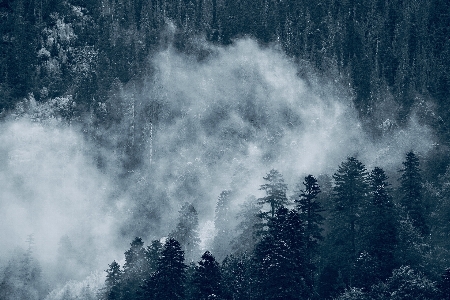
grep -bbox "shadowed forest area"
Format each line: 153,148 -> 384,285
98,153 -> 450,300
1,0 -> 449,137
1,0 -> 450,299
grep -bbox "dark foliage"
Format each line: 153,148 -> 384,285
293,175 -> 324,294
142,238 -> 186,300
359,167 -> 398,286
327,157 -> 369,291
252,207 -> 309,300
399,151 -> 429,235
3,1 -> 450,298
221,253 -> 252,300
439,268 -> 450,300
190,251 -> 221,300
1,0 -> 449,147
103,261 -> 122,300
98,158 -> 450,300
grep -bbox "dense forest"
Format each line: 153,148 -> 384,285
95,154 -> 450,300
1,0 -> 450,135
6,153 -> 450,300
1,0 -> 450,299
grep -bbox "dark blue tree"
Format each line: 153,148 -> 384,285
191,251 -> 221,300
253,207 -> 308,300
399,151 -> 428,235
103,261 -> 122,300
150,238 -> 186,300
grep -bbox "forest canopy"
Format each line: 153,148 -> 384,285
0,0 -> 450,299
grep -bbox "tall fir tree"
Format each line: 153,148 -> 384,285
367,167 -> 398,279
190,251 -> 222,300
253,207 -> 308,300
170,202 -> 201,262
0,246 -> 45,300
293,174 -> 324,294
212,190 -> 234,262
354,167 -> 398,290
122,237 -> 147,300
145,240 -> 163,275
399,151 -> 428,235
434,165 -> 450,249
322,157 -> 369,296
258,169 -> 289,219
221,253 -> 252,300
151,238 -> 187,300
103,261 -> 122,300
333,157 -> 369,255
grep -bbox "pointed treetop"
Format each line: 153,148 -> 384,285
258,169 -> 290,218
370,167 -> 392,207
332,157 -> 369,211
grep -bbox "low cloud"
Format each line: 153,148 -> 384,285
0,37 -> 435,287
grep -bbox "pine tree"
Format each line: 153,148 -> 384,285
231,196 -> 263,255
434,165 -> 450,248
253,207 -> 308,300
399,151 -> 428,235
353,167 -> 398,290
334,157 -> 369,253
366,167 -> 398,282
104,261 -> 122,300
146,240 -> 163,274
191,251 -> 222,300
294,175 -> 324,241
324,157 -> 369,293
170,202 -> 201,262
293,174 -> 324,294
122,237 -> 147,300
258,169 -> 289,219
212,190 -> 234,261
221,253 -> 252,300
151,238 -> 187,300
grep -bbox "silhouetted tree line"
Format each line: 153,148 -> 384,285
100,152 -> 450,300
1,0 -> 450,140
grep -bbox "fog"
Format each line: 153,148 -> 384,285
0,120 -> 119,282
0,37 -> 434,289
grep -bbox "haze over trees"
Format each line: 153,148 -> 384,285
1,0 -> 450,299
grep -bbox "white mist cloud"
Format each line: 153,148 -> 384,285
0,37 -> 435,289
0,120 -> 120,281
136,38 -> 434,224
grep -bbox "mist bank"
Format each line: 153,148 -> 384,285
0,37 -> 436,291
114,38 -> 434,227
